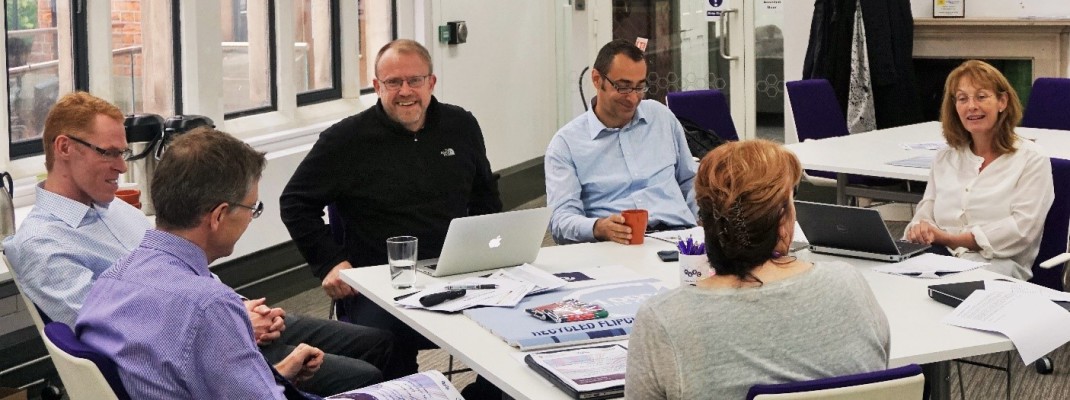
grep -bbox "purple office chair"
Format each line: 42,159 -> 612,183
1031,158 -> 1070,292
785,79 -> 902,189
43,322 -> 131,400
666,89 -> 739,141
1021,78 -> 1070,130
745,364 -> 924,399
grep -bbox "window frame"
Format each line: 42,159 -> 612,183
222,1 -> 279,120
6,0 -> 90,159
295,0 -> 341,106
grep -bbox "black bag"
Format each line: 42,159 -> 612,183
677,117 -> 727,159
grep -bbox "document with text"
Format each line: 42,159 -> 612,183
872,253 -> 985,278
942,290 -> 1070,364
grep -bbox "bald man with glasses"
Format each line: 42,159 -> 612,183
545,39 -> 699,245
281,39 -> 501,381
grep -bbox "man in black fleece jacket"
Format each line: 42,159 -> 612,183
280,39 -> 501,385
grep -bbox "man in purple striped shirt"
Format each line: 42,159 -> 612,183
76,128 -> 324,398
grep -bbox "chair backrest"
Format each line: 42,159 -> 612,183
1031,157 -> 1070,291
3,253 -> 52,333
326,203 -> 344,244
786,79 -> 851,141
666,89 -> 740,141
746,364 -> 924,400
43,322 -> 130,400
1021,78 -> 1070,130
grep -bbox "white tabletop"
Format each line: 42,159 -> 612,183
784,121 -> 1070,181
341,240 -> 1017,400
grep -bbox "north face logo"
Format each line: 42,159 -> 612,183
440,148 -> 456,157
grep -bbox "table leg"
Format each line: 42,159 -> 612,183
922,361 -> 952,400
836,173 -> 848,205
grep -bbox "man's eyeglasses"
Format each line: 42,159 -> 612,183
230,200 -> 264,219
378,75 -> 431,91
598,72 -> 649,95
65,135 -> 133,161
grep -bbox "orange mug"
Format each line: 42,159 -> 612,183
621,209 -> 648,245
115,189 -> 141,206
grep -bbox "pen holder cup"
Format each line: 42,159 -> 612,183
679,254 -> 712,286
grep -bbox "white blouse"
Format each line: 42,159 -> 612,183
906,138 -> 1054,280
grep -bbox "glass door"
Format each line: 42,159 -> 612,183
609,0 -> 785,142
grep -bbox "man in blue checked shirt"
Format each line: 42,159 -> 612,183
4,93 -> 391,397
545,40 -> 699,245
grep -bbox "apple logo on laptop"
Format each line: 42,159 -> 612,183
488,235 -> 502,249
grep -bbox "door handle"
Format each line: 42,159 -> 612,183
718,8 -> 738,61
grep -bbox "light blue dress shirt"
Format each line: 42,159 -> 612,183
76,229 -> 286,399
3,184 -> 150,325
545,99 -> 699,244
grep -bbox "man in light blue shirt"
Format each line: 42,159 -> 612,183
546,39 -> 698,244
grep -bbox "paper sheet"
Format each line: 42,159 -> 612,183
985,280 -> 1070,303
395,277 -> 536,312
486,263 -> 567,294
872,253 -> 985,278
887,155 -> 935,169
527,344 -> 628,392
942,290 -> 1070,365
899,141 -> 947,151
645,226 -> 704,245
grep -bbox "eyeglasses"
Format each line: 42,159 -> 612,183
378,75 -> 431,91
955,91 -> 999,105
230,200 -> 264,219
65,135 -> 133,161
598,72 -> 649,95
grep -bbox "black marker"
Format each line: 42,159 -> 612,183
419,289 -> 467,307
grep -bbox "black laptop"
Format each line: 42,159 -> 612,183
795,201 -> 930,262
929,280 -> 1070,312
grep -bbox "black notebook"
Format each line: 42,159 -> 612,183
928,280 -> 1070,311
523,344 -> 626,400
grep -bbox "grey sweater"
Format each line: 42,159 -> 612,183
625,261 -> 890,399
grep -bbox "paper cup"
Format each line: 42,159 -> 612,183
679,254 -> 712,286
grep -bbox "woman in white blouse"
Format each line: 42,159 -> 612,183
905,60 -> 1054,280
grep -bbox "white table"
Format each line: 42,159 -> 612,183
784,121 -> 1070,204
340,239 -> 1018,400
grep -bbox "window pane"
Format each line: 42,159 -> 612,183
359,0 -> 393,89
221,0 -> 273,115
294,0 -> 333,94
111,0 -> 174,116
6,0 -> 71,148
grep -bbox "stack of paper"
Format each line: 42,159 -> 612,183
524,344 -> 627,399
887,155 -> 935,169
872,253 -> 985,278
942,289 -> 1070,365
395,277 -> 536,312
326,370 -> 462,399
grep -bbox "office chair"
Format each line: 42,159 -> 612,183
4,254 -> 52,334
1025,157 -> 1070,375
745,364 -> 924,400
1021,78 -> 1070,130
42,322 -> 131,400
785,79 -> 906,201
666,89 -> 740,141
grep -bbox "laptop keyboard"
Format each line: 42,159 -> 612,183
895,240 -> 930,254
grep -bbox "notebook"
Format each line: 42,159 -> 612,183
417,207 -> 551,277
794,201 -> 930,262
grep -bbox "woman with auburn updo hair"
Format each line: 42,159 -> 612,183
904,60 -> 1053,280
625,140 -> 890,400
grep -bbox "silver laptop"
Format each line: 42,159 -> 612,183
794,201 -> 930,262
417,207 -> 552,277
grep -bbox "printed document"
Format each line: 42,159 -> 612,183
395,277 -> 535,312
486,263 -> 567,294
984,280 -> 1070,302
527,344 -> 628,393
326,370 -> 462,399
872,253 -> 985,278
942,290 -> 1070,364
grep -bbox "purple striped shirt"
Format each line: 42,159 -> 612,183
75,229 -> 285,399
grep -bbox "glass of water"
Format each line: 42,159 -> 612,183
387,236 -> 418,289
